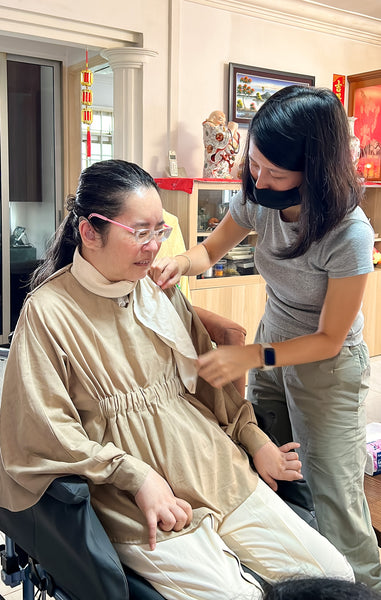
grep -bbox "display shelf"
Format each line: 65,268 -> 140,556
156,177 -> 266,341
156,178 -> 259,289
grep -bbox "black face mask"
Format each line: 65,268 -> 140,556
251,178 -> 301,210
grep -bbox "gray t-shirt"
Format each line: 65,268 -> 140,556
230,192 -> 374,345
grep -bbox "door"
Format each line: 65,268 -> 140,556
0,54 -> 62,341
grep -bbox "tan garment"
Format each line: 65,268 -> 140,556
0,262 -> 269,545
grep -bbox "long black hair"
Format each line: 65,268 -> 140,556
241,85 -> 364,258
30,159 -> 158,289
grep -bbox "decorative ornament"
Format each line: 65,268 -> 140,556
202,110 -> 240,179
348,116 -> 360,167
333,74 -> 345,105
81,49 -> 93,163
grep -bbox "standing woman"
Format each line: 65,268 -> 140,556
153,86 -> 381,590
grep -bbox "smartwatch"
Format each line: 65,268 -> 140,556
259,343 -> 276,370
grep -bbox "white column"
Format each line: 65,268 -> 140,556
100,47 -> 158,164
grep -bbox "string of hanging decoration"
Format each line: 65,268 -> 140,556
81,49 -> 93,165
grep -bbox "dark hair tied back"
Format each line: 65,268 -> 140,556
30,160 -> 158,289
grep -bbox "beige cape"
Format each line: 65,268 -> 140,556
0,264 -> 269,544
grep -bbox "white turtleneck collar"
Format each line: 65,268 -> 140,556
71,247 -> 136,300
70,247 -> 198,392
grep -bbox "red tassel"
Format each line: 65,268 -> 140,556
87,127 -> 91,157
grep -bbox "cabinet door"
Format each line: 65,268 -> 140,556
362,269 -> 381,357
362,185 -> 381,357
192,279 -> 267,343
194,186 -> 258,281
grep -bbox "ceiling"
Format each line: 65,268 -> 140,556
303,0 -> 381,20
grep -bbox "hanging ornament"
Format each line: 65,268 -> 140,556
332,74 -> 345,106
81,49 -> 93,163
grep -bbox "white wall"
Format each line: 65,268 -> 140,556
176,1 -> 381,178
1,0 -> 381,178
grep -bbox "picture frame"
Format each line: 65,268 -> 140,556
228,63 -> 315,126
348,70 -> 381,181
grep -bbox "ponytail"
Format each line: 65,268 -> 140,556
29,197 -> 81,289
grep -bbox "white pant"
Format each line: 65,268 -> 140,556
115,479 -> 354,600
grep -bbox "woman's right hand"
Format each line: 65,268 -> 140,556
150,256 -> 182,289
135,469 -> 193,550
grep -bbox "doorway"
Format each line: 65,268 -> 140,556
0,54 -> 62,340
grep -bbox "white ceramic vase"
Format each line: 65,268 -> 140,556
348,116 -> 361,166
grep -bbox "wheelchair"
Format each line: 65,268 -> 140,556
0,472 -> 317,600
0,311 -> 317,600
0,475 -> 163,600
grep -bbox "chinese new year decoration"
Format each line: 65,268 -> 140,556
81,49 -> 93,163
332,74 -> 345,105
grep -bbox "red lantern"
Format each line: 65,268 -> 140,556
81,69 -> 93,86
81,109 -> 93,124
81,89 -> 93,105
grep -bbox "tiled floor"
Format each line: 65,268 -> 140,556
1,356 -> 381,599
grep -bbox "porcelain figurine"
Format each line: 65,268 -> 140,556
202,110 -> 240,178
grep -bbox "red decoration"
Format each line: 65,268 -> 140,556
81,70 -> 93,86
155,177 -> 241,195
81,89 -> 93,105
87,129 -> 91,158
81,49 -> 93,160
81,109 -> 93,124
333,74 -> 345,105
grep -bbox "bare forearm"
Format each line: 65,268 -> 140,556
198,332 -> 346,389
263,331 -> 343,368
175,243 -> 213,277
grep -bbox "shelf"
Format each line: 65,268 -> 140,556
191,273 -> 264,289
197,230 -> 257,237
365,182 -> 381,188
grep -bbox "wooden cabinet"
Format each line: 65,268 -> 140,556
362,183 -> 381,357
157,178 -> 381,356
156,178 -> 266,342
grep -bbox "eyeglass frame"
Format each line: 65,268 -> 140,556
87,213 -> 172,244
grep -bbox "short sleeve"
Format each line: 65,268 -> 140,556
321,213 -> 374,278
229,191 -> 256,231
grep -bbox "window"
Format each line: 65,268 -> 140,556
81,108 -> 113,169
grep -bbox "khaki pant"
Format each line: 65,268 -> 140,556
248,319 -> 381,592
115,479 -> 353,600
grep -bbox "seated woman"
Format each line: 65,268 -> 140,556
0,160 -> 353,600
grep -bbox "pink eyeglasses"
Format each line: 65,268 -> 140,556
88,213 -> 172,245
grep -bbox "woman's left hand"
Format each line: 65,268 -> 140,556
252,441 -> 303,492
197,345 -> 257,388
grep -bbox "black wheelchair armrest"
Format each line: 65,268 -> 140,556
0,476 -> 130,600
45,475 -> 90,504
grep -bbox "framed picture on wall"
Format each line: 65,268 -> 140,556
348,70 -> 381,181
228,63 -> 315,126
